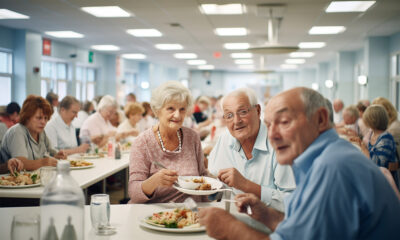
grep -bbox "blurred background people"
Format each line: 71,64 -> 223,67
117,102 -> 144,142
72,100 -> 94,129
45,92 -> 59,118
137,102 -> 157,132
333,99 -> 344,125
0,102 -> 20,128
125,92 -> 136,104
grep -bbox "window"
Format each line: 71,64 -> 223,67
391,53 -> 400,110
41,61 -> 68,99
76,66 -> 96,101
0,50 -> 12,105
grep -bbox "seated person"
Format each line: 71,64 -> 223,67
72,100 -> 94,129
128,81 -> 208,203
208,88 -> 295,212
117,102 -> 144,141
0,95 -> 66,170
137,102 -> 157,132
336,105 -> 360,137
193,96 -> 212,124
199,87 -> 400,240
45,96 -> 89,155
0,102 -> 20,128
0,158 -> 24,174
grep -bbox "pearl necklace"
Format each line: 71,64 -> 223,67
157,128 -> 182,153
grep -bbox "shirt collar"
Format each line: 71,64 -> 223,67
291,128 -> 337,183
55,114 -> 70,129
229,120 -> 269,153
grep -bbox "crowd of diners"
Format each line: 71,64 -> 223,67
0,81 -> 399,239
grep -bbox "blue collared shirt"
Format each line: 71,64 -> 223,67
208,121 -> 296,212
271,129 -> 400,240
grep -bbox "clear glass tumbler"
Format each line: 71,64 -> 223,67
40,166 -> 56,186
11,213 -> 40,240
90,194 -> 114,235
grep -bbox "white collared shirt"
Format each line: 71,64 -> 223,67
45,114 -> 77,150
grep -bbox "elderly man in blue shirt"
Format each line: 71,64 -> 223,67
208,88 -> 295,212
199,87 -> 400,240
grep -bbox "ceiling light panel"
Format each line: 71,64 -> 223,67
235,59 -> 254,64
298,42 -> 326,49
198,65 -> 215,70
289,52 -> 315,58
155,44 -> 183,50
91,45 -> 120,51
121,54 -> 146,59
224,43 -> 250,50
231,53 -> 253,58
200,4 -> 245,15
215,28 -> 247,36
326,1 -> 376,12
174,53 -> 197,59
126,29 -> 162,37
309,26 -> 346,35
187,60 -> 207,65
280,64 -> 298,69
238,65 -> 254,69
0,9 -> 29,19
285,59 -> 306,64
81,6 -> 131,18
45,31 -> 84,38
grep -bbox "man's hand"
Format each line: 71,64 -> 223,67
78,143 -> 90,153
199,207 -> 237,239
54,150 -> 67,159
7,158 -> 24,174
41,157 -> 58,167
218,168 -> 247,190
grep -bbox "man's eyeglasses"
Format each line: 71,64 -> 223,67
223,106 -> 255,121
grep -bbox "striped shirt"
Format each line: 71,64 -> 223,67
368,131 -> 397,168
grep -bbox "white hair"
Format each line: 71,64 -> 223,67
300,88 -> 329,121
97,95 -> 117,111
150,81 -> 193,115
220,88 -> 258,109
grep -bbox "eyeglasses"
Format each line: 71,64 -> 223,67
223,106 -> 255,121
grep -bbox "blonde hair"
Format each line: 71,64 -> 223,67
363,104 -> 389,131
124,102 -> 144,118
372,97 -> 397,125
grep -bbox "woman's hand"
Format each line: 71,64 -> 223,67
7,158 -> 24,174
142,169 -> 178,197
54,150 -> 67,159
41,157 -> 58,167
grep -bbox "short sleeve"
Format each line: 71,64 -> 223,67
6,129 -> 29,159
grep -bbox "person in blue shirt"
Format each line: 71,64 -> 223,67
199,87 -> 400,240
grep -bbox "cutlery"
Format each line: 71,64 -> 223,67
222,197 -> 252,215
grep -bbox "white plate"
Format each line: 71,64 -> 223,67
70,164 -> 94,170
173,176 -> 223,195
80,154 -> 102,159
139,211 -> 205,233
0,174 -> 41,188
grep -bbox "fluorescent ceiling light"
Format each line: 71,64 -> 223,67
45,31 -> 84,38
200,4 -> 245,15
121,53 -> 146,59
155,44 -> 183,50
326,1 -> 375,12
215,28 -> 247,36
298,42 -> 326,49
0,9 -> 29,19
126,29 -> 162,37
280,64 -> 298,70
81,6 -> 131,18
289,52 -> 314,58
174,53 -> 198,59
198,65 -> 215,70
358,75 -> 368,85
231,53 -> 253,58
235,59 -> 254,64
91,45 -> 120,51
224,43 -> 250,50
141,82 -> 150,89
286,59 -> 305,64
309,26 -> 346,35
187,60 -> 207,65
311,83 -> 319,90
325,80 -> 334,88
238,65 -> 254,69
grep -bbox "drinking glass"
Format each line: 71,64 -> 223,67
11,214 -> 40,240
90,194 -> 115,235
40,166 -> 56,186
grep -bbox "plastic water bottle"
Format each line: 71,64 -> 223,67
107,137 -> 115,158
40,160 -> 85,240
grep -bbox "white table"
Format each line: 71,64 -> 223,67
0,154 -> 130,199
0,202 -> 269,240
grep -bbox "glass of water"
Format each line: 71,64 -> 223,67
11,213 -> 40,240
40,166 -> 56,186
90,194 -> 115,235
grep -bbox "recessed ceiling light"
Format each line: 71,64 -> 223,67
238,65 -> 254,69
289,52 -> 314,58
215,28 -> 247,36
358,75 -> 368,85
224,43 -> 250,50
285,59 -> 306,64
126,29 -> 162,37
0,9 -> 29,19
198,65 -> 215,70
231,53 -> 253,58
309,26 -> 346,35
311,83 -> 319,90
174,53 -> 198,59
121,53 -> 146,59
45,31 -> 84,38
325,79 -> 334,88
141,82 -> 150,89
235,59 -> 254,64
280,64 -> 298,69
326,1 -> 375,12
187,60 -> 207,65
298,42 -> 326,49
155,44 -> 183,50
91,45 -> 120,51
199,4 -> 245,15
81,6 -> 131,18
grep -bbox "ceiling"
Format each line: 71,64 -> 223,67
1,0 -> 400,72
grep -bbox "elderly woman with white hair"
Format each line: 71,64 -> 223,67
128,81 -> 208,203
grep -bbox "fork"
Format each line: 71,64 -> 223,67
226,190 -> 252,215
183,197 -> 198,212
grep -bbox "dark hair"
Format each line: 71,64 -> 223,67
82,101 -> 93,113
142,102 -> 151,116
356,101 -> 367,113
45,92 -> 58,105
6,102 -> 21,115
59,96 -> 80,111
20,95 -> 53,125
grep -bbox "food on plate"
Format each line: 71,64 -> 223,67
192,177 -> 205,183
195,183 -> 211,190
80,153 -> 104,158
178,177 -> 214,190
146,208 -> 200,228
0,171 -> 40,186
121,142 -> 132,152
69,160 -> 93,167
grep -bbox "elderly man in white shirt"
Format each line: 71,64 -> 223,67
45,96 -> 89,155
208,88 -> 296,212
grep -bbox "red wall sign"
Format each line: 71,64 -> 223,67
43,38 -> 51,56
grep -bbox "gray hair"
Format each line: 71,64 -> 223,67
300,88 -> 329,120
150,81 -> 193,115
344,105 -> 359,119
324,98 -> 334,126
221,88 -> 258,109
97,95 -> 117,111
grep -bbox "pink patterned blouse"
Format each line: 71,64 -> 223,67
128,126 -> 208,203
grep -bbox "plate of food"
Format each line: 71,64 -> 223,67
79,153 -> 104,159
173,176 -> 223,195
139,208 -> 205,233
120,142 -> 132,153
69,160 -> 94,170
0,171 -> 41,188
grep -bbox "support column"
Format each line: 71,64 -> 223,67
336,51 -> 355,106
